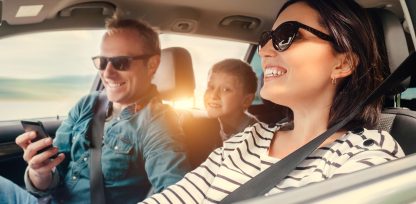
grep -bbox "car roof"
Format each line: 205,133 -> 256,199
0,0 -> 405,43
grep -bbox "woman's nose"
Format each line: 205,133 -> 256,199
258,39 -> 277,58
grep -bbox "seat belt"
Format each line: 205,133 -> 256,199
220,52 -> 416,204
89,92 -> 108,204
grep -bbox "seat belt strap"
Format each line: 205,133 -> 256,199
89,92 -> 108,204
220,52 -> 416,204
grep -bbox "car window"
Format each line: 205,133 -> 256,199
402,87 -> 416,110
0,30 -> 104,121
0,31 -> 250,121
160,34 -> 250,109
249,48 -> 265,105
402,88 -> 416,100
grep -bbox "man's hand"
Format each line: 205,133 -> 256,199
15,131 -> 65,190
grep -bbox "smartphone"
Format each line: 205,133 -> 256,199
21,120 -> 55,156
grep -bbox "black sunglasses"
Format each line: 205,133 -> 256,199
258,21 -> 336,52
91,54 -> 153,71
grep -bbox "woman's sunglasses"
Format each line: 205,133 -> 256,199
258,21 -> 336,52
92,54 -> 153,71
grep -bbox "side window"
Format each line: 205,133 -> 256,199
250,48 -> 264,105
402,88 -> 416,99
402,87 -> 416,110
0,30 -> 105,121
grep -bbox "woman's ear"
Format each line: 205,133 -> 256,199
147,55 -> 161,76
331,52 -> 358,79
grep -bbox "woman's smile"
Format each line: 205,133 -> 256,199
263,66 -> 287,81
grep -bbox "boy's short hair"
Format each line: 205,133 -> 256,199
105,15 -> 161,55
210,59 -> 258,94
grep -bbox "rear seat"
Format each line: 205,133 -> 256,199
154,47 -> 221,169
369,8 -> 416,155
179,111 -> 221,168
153,47 -> 195,99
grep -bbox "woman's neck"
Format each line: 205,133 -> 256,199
289,105 -> 331,143
269,98 -> 347,159
284,85 -> 337,143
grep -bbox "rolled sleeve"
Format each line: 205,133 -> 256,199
24,168 -> 60,197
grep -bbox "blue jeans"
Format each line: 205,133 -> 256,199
0,176 -> 38,204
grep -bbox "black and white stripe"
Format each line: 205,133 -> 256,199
142,122 -> 404,204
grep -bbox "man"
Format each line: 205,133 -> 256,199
14,16 -> 191,204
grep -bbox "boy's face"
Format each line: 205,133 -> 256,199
204,71 -> 253,119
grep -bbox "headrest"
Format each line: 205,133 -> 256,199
369,8 -> 410,94
152,47 -> 195,100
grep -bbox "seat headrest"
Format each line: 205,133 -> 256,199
152,47 -> 195,100
369,8 -> 410,94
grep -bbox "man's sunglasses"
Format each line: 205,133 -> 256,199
92,54 -> 153,71
258,21 -> 336,52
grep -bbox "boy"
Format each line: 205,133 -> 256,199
204,59 -> 258,141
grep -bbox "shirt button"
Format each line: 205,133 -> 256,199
363,139 -> 375,147
117,117 -> 121,121
351,127 -> 364,135
83,157 -> 88,162
72,176 -> 77,180
114,146 -> 119,150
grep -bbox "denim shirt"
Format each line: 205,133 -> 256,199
25,89 -> 191,204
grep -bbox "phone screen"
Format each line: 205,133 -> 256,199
21,120 -> 50,141
21,120 -> 54,154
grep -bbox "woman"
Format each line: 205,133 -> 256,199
142,0 -> 404,203
204,59 -> 258,141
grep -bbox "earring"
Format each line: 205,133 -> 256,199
331,77 -> 337,85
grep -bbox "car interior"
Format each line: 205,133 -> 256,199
0,0 -> 415,202
368,8 -> 416,155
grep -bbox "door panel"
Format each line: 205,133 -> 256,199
0,118 -> 62,186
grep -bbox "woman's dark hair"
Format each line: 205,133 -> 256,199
277,0 -> 385,129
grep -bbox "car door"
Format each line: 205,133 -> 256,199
0,29 -> 104,186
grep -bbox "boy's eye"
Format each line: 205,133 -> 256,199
221,87 -> 231,92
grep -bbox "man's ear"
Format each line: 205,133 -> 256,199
147,55 -> 161,76
331,52 -> 358,79
242,93 -> 255,109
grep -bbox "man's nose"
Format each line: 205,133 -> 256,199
102,61 -> 117,76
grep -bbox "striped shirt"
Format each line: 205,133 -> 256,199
141,122 -> 404,204
219,113 -> 257,141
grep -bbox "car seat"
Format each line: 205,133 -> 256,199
152,47 -> 195,100
154,47 -> 222,169
369,8 -> 416,155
